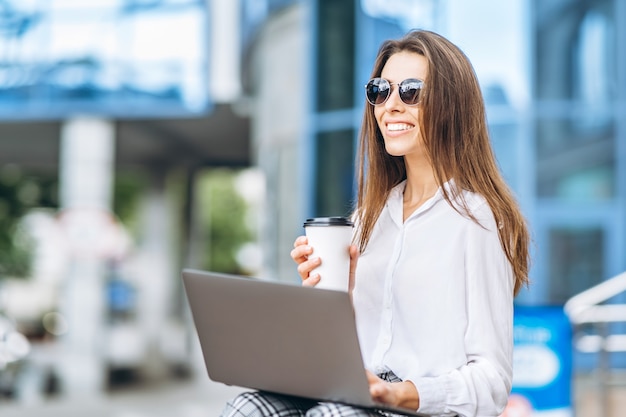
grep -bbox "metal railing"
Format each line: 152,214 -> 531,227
564,271 -> 626,416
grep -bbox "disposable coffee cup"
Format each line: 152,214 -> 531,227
303,216 -> 354,292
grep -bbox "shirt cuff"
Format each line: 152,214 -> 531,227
412,376 -> 448,416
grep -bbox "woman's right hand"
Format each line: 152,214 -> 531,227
290,235 -> 322,287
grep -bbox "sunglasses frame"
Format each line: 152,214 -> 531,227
364,77 -> 425,106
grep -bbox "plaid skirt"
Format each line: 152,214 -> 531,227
219,371 -> 410,417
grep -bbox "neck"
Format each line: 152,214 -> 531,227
403,158 -> 438,205
401,158 -> 439,221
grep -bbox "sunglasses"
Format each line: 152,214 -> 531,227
365,77 -> 425,106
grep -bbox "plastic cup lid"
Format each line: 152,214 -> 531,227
303,216 -> 353,227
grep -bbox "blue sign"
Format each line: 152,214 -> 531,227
505,305 -> 573,416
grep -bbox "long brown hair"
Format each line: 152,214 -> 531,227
354,30 -> 530,295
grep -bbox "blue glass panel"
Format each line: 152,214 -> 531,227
0,0 -> 209,120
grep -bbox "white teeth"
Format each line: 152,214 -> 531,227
387,123 -> 413,131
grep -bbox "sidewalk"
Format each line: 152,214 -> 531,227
0,375 -> 246,417
1,372 -> 624,417
574,371 -> 626,417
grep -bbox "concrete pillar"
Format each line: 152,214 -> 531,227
57,117 -> 115,398
59,118 -> 115,211
132,171 -> 176,381
209,0 -> 241,103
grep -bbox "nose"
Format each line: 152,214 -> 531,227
384,85 -> 403,111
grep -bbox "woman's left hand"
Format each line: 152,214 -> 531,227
348,244 -> 359,292
366,370 -> 419,411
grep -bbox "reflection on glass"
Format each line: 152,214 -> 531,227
573,9 -> 614,132
536,114 -> 614,201
0,0 -> 208,119
548,227 -> 603,304
534,0 -> 616,201
316,0 -> 355,112
535,0 -> 615,102
315,129 -> 355,217
489,122 -> 519,193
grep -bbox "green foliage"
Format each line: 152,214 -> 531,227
0,165 -> 57,280
198,169 -> 253,274
0,222 -> 34,278
113,171 -> 147,237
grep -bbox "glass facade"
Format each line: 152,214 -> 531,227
532,0 -> 625,304
548,227 -> 604,303
535,0 -> 616,202
315,0 -> 355,112
309,0 -> 357,216
0,0 -> 209,120
314,129 -> 355,217
241,0 -> 300,49
307,0 -> 416,218
309,0 -> 626,306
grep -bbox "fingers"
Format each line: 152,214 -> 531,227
366,370 -> 379,383
291,235 -> 322,283
366,371 -> 419,410
302,274 -> 321,287
293,235 -> 308,248
349,245 -> 359,273
349,244 -> 359,260
290,236 -> 310,263
348,245 -> 359,292
297,256 -> 321,281
366,371 -> 387,401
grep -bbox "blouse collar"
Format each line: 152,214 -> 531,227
387,179 -> 451,226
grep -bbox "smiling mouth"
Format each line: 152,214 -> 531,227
387,123 -> 414,132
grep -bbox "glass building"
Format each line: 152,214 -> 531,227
531,0 -> 624,305
0,0 -> 210,119
273,0 -> 626,307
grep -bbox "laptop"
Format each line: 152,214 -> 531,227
182,269 -> 428,416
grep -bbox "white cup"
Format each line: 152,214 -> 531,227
303,217 -> 354,292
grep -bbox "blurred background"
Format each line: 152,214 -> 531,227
0,0 -> 624,416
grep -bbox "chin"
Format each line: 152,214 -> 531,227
384,144 -> 409,157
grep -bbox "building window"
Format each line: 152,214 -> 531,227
534,0 -> 616,201
316,0 -> 355,112
0,0 -> 208,119
548,227 -> 604,304
314,129 -> 355,217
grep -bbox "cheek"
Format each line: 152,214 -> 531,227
374,108 -> 385,129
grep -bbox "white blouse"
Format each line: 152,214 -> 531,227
352,180 -> 514,417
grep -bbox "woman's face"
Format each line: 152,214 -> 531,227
374,51 -> 429,160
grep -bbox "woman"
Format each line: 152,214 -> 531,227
221,29 -> 530,417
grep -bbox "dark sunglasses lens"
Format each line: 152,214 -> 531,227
366,78 -> 390,105
399,79 -> 423,105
